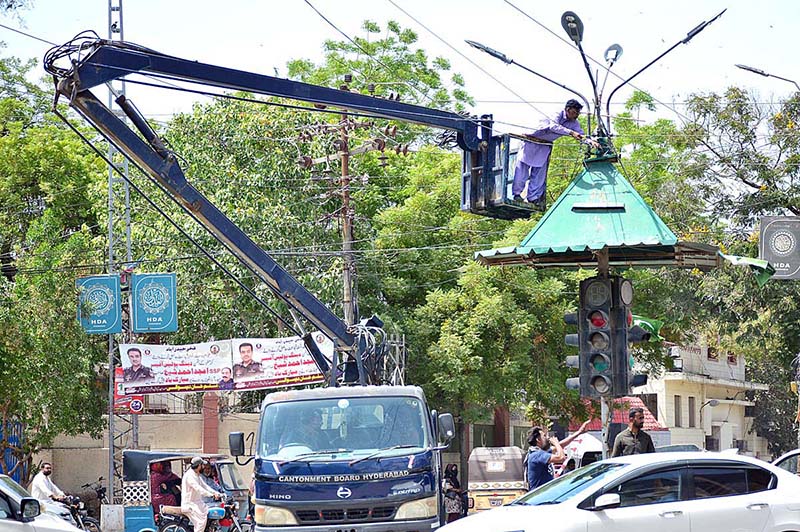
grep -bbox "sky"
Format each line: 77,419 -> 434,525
1,0 -> 798,135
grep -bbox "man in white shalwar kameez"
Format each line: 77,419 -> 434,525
181,457 -> 222,531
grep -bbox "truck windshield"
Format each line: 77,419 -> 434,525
258,396 -> 429,460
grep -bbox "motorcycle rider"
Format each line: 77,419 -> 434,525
29,462 -> 66,503
181,456 -> 223,531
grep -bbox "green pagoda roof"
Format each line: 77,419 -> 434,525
476,160 -> 720,270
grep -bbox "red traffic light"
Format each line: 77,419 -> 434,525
588,310 -> 607,328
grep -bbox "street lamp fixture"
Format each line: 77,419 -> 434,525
701,398 -> 720,409
699,398 -> 719,438
735,64 -> 800,92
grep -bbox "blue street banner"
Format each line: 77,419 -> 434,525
131,273 -> 178,333
76,275 -> 122,334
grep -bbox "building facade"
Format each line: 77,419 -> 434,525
634,342 -> 770,458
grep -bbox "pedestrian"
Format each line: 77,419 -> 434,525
180,457 -> 223,532
511,99 -> 597,210
611,407 -> 655,457
526,420 -> 591,490
442,463 -> 463,523
123,347 -> 154,382
29,462 -> 65,503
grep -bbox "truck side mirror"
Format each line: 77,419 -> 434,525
438,413 -> 455,443
229,431 -> 245,456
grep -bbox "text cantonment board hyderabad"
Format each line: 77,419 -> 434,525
118,333 -> 333,394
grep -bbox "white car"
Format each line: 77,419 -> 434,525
0,474 -> 82,531
772,448 -> 799,476
441,452 -> 800,532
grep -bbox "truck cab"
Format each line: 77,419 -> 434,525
231,385 -> 454,531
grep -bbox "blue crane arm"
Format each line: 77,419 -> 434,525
67,41 -> 482,151
45,38 -> 494,384
65,87 -> 357,354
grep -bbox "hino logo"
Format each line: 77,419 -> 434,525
336,486 -> 352,499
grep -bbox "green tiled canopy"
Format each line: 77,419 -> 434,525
476,160 -> 720,270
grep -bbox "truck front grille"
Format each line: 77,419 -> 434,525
295,505 -> 396,523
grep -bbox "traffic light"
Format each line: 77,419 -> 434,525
564,312 -> 580,391
610,277 -> 649,396
579,276 -> 614,398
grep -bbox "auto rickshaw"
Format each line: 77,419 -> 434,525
121,450 -> 249,532
466,446 -> 527,514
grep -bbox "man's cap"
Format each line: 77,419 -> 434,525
629,407 -> 643,419
191,456 -> 206,467
565,98 -> 583,110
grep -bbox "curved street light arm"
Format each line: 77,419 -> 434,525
605,8 -> 726,133
509,59 -> 592,135
465,39 -> 592,134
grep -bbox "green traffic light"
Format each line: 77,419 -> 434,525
590,353 -> 609,372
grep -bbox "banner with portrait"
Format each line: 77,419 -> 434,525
119,340 -> 233,394
118,333 -> 332,395
230,334 -> 331,391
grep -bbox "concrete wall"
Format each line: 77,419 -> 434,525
672,344 -> 745,381
37,412 -> 260,495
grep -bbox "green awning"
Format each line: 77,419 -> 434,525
476,160 -> 720,270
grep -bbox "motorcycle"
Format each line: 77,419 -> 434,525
62,494 -> 102,532
157,496 -> 252,532
81,477 -> 109,505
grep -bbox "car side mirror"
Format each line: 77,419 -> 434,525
438,413 -> 455,443
19,498 -> 41,522
229,432 -> 245,456
592,493 -> 620,510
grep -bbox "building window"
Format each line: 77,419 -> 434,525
674,395 -> 682,427
688,397 -> 696,427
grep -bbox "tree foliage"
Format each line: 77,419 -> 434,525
3,17 -> 800,470
0,55 -> 106,481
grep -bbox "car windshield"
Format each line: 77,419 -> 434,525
258,396 -> 429,461
0,475 -> 31,499
513,462 -> 624,506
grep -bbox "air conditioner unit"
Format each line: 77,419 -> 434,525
735,439 -> 748,452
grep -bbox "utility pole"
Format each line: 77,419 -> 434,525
298,78 -> 408,378
339,108 -> 356,325
106,0 -> 136,504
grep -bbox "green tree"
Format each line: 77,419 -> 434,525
0,54 -> 106,480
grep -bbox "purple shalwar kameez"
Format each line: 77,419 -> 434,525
512,110 -> 584,202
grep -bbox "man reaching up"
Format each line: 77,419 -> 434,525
512,99 -> 595,210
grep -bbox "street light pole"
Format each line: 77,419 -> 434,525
465,40 -> 593,135
605,9 -> 726,134
699,398 -> 719,445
